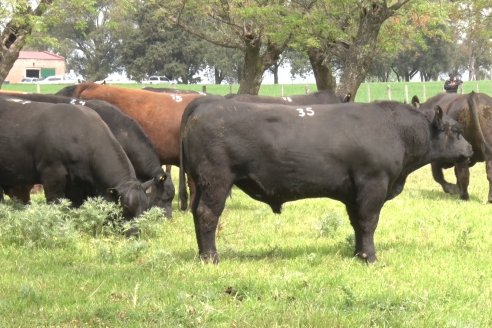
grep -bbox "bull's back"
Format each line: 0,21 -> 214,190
184,102 -> 409,198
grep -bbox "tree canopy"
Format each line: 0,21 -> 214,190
1,0 -> 492,97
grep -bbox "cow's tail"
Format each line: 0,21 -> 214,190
468,91 -> 492,160
178,108 -> 190,211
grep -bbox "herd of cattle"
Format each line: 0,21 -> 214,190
1,82 -> 492,263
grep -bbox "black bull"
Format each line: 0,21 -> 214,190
179,97 -> 473,263
413,91 -> 492,202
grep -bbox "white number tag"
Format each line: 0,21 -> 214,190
296,107 -> 315,117
171,94 -> 183,102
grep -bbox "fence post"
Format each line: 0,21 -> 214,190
36,83 -> 40,94
229,84 -> 232,94
476,83 -> 479,93
202,85 -> 207,93
304,85 -> 309,95
404,84 -> 409,103
387,85 -> 392,100
281,84 -> 284,97
367,84 -> 371,102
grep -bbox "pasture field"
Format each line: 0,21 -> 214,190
0,164 -> 491,327
2,79 -> 492,102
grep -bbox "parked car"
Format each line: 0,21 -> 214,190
95,76 -> 137,84
141,76 -> 178,84
20,77 -> 40,83
38,75 -> 78,84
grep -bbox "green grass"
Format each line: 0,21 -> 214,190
1,80 -> 492,326
0,165 -> 491,327
3,79 -> 492,103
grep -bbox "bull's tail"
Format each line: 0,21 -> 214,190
468,91 -> 492,160
178,118 -> 188,211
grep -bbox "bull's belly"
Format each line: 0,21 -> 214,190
234,171 -> 354,212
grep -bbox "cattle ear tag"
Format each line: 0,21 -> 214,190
106,188 -> 118,200
159,173 -> 167,182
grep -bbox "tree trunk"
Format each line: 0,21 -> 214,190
238,39 -> 285,95
214,67 -> 224,84
468,55 -> 476,81
0,0 -> 53,87
272,62 -> 279,84
335,2 -> 410,99
308,48 -> 337,92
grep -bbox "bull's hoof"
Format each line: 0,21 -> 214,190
459,194 -> 470,201
199,251 -> 219,264
355,252 -> 377,264
442,184 -> 460,195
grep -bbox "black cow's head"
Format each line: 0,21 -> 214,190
430,106 -> 473,163
107,180 -> 150,220
145,173 -> 175,218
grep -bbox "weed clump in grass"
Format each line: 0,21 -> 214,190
315,212 -> 344,238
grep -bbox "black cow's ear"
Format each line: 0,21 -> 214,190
141,178 -> 154,191
433,106 -> 444,129
435,106 -> 443,120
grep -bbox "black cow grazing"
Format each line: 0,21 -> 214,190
414,92 -> 492,202
179,97 -> 472,263
0,93 -> 174,217
225,90 -> 351,104
0,96 -> 151,219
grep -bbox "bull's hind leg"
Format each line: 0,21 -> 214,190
486,160 -> 492,203
345,177 -> 387,263
191,181 -> 231,264
432,163 -> 459,194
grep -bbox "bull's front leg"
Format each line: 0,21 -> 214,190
431,163 -> 459,194
454,161 -> 470,200
485,161 -> 492,203
345,177 -> 387,263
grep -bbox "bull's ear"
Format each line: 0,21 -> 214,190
106,188 -> 119,202
411,95 -> 420,109
433,106 -> 444,129
141,179 -> 154,191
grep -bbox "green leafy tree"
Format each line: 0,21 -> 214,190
119,2 -> 209,84
163,0 -> 307,94
0,0 -> 54,86
28,0 -> 133,81
451,0 -> 492,80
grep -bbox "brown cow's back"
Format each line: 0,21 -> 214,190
57,83 -> 204,166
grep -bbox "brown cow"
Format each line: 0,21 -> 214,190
56,83 -> 205,209
414,91 -> 492,202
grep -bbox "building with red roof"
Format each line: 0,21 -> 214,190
5,51 -> 67,83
